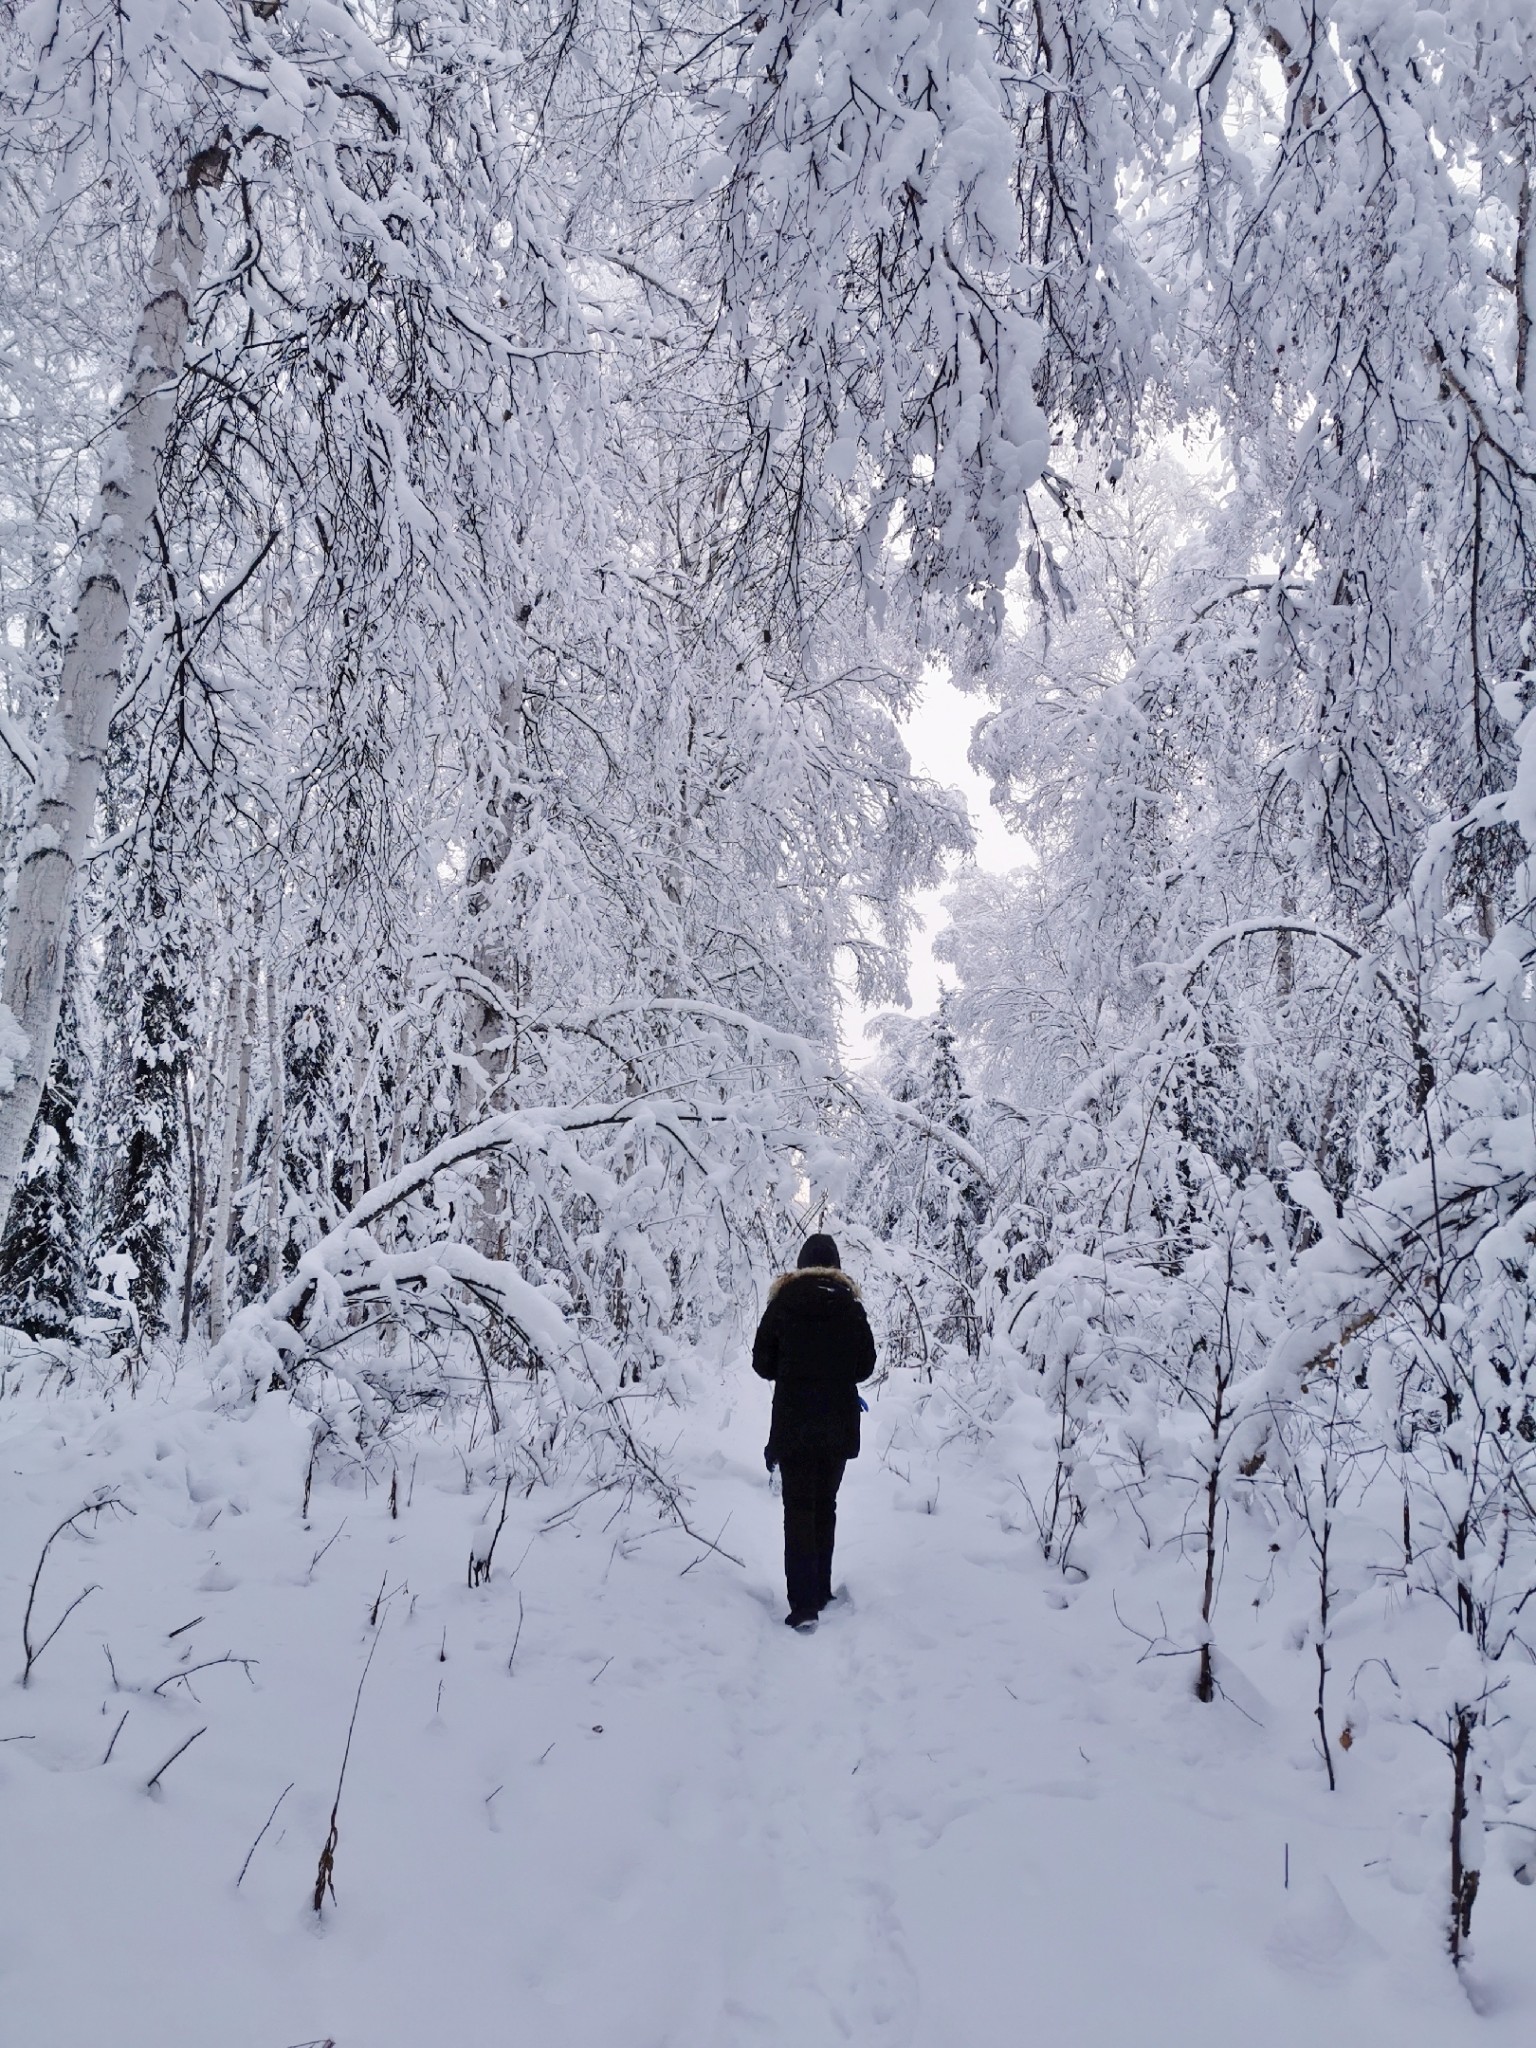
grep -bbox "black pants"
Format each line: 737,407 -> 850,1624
778,1452 -> 847,1615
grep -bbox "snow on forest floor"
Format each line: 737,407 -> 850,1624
4,1354 -> 1536,2048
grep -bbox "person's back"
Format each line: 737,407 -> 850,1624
752,1233 -> 876,1630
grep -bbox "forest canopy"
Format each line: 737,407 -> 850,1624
5,0 -> 1536,1971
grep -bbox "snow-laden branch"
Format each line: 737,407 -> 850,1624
208,989 -> 993,1439
1164,919 -> 1436,1108
210,1225 -> 623,1410
0,707 -> 38,784
432,991 -> 996,1184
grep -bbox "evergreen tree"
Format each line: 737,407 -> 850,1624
859,995 -> 989,1365
0,940 -> 87,1336
93,894 -> 194,1342
908,997 -> 988,1357
281,993 -> 341,1274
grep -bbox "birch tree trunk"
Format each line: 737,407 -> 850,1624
178,1050 -> 209,1344
265,962 -> 286,1292
0,145 -> 225,1242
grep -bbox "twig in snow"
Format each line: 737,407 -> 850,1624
305,1518 -> 347,1581
1110,1590 -> 1201,1665
680,1512 -> 736,1576
24,1584 -> 97,1685
21,1492 -> 129,1685
146,1725 -> 207,1793
301,1426 -> 323,1522
506,1591 -> 524,1675
541,1480 -> 618,1532
167,1614 -> 204,1639
603,1481 -> 638,1533
151,1653 -> 258,1697
236,1781 -> 294,1887
312,1623 -> 385,1913
102,1708 -> 130,1764
468,1474 -> 514,1587
599,1414 -> 747,1567
1207,1670 -> 1265,1728
589,1656 -> 612,1684
102,1642 -> 120,1690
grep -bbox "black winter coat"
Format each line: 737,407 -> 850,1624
752,1267 -> 877,1464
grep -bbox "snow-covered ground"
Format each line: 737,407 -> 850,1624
4,1355 -> 1534,2047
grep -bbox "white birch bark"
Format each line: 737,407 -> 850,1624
0,147 -> 226,1240
352,1021 -> 381,1201
265,961 -> 286,1292
1516,149 -> 1535,410
385,1027 -> 409,1184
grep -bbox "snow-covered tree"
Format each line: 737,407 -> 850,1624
0,939 -> 87,1338
92,891 -> 197,1344
855,996 -> 989,1367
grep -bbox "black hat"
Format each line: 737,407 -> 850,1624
798,1232 -> 841,1270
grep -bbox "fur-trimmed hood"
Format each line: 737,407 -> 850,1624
768,1266 -> 860,1301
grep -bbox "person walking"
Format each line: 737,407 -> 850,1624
752,1232 -> 877,1631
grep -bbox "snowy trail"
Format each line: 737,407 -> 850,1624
4,1380 -> 1536,2047
707,1573 -> 918,2048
